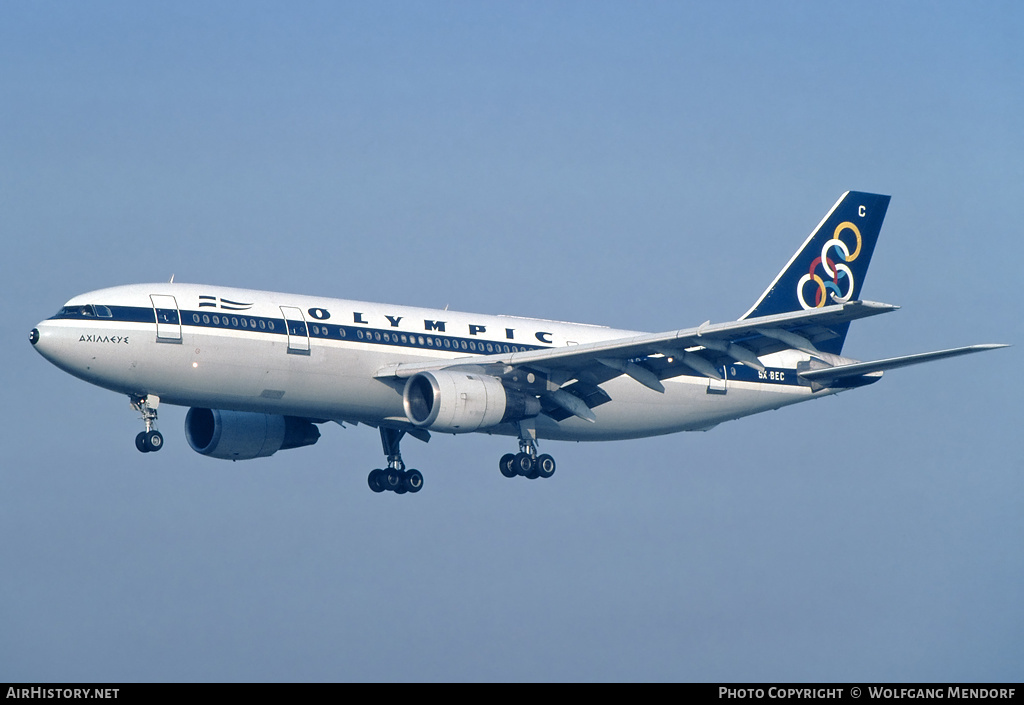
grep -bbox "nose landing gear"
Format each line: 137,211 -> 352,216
130,394 -> 164,453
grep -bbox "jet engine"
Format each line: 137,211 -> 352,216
185,408 -> 321,460
403,370 -> 540,433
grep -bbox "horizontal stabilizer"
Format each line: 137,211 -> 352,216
799,344 -> 1009,384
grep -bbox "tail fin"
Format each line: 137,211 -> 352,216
740,191 -> 891,355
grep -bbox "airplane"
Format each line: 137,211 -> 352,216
29,191 -> 1007,495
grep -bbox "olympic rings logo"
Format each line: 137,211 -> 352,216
797,221 -> 862,309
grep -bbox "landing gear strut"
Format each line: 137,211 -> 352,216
368,427 -> 423,494
131,394 -> 164,453
499,422 -> 556,480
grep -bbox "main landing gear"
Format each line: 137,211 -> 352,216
499,448 -> 557,480
131,394 -> 164,453
368,427 -> 423,495
499,435 -> 556,481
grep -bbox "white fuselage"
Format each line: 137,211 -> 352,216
32,283 -> 831,442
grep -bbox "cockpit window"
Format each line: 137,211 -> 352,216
56,305 -> 112,318
57,306 -> 87,317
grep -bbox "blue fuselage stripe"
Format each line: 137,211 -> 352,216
51,306 -> 549,356
50,306 -> 809,387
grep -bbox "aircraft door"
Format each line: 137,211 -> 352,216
280,306 -> 310,355
150,295 -> 182,343
707,366 -> 728,395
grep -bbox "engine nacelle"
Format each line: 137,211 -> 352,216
185,408 -> 321,460
403,370 -> 540,433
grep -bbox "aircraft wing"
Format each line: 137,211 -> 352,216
374,300 -> 899,421
797,344 -> 1009,385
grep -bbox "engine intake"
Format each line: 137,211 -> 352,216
185,408 -> 321,460
403,370 -> 540,433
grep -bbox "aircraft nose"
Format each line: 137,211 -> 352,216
30,321 -> 66,366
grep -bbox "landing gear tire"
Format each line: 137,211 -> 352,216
144,430 -> 164,452
535,454 -> 556,479
137,430 -> 163,453
368,469 -> 386,493
513,452 -> 534,477
404,469 -> 424,493
384,468 -> 403,491
499,453 -> 517,478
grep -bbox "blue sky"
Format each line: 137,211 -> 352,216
2,1 -> 1021,681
